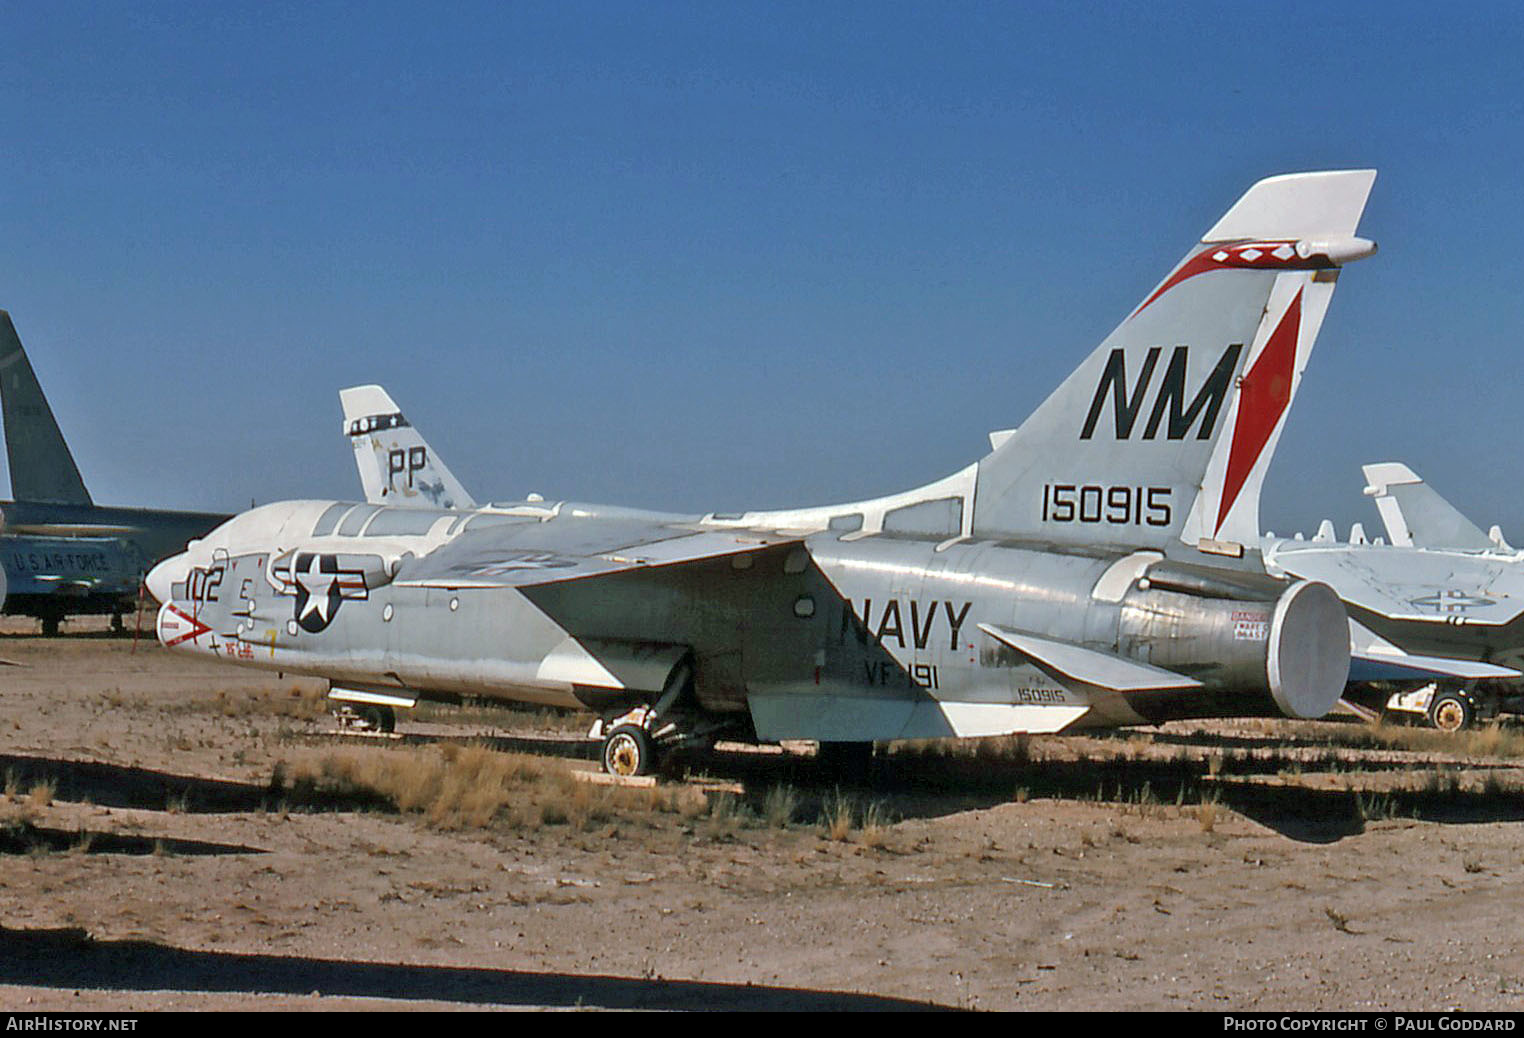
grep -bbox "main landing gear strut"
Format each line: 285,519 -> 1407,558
591,659 -> 735,777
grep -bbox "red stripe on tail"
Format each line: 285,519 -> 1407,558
1214,290 -> 1302,535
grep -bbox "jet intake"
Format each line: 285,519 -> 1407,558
1115,578 -> 1348,721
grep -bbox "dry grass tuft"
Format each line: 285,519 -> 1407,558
858,800 -> 892,848
279,742 -> 710,832
889,734 -> 1034,763
821,789 -> 856,841
26,779 -> 55,811
707,791 -> 749,830
1347,720 -> 1524,759
178,684 -> 329,722
413,699 -> 587,734
1194,796 -> 1220,833
814,789 -> 894,845
762,784 -> 799,828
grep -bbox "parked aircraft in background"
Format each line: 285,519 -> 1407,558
0,311 -> 229,633
1362,462 -> 1510,551
1265,464 -> 1524,730
149,171 -> 1378,775
340,384 -> 475,510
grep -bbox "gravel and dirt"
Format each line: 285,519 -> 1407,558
1,619 -> 1522,1012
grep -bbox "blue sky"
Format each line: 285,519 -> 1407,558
2,2 -> 1523,537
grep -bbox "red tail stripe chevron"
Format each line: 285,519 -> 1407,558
1134,241 -> 1328,318
1213,289 -> 1303,536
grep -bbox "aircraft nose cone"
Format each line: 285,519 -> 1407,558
145,554 -> 186,605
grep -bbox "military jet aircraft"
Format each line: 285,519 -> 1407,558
1264,464 -> 1524,730
147,170 -> 1378,775
0,311 -> 230,633
338,386 -> 1523,736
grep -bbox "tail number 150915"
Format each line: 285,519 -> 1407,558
1041,484 -> 1171,527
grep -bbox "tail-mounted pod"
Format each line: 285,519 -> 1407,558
1265,580 -> 1350,719
1295,237 -> 1377,266
1117,578 -> 1349,721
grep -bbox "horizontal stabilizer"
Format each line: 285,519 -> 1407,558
978,623 -> 1202,692
1348,652 -> 1520,683
1347,621 -> 1520,682
1204,171 -> 1377,242
747,694 -> 1090,742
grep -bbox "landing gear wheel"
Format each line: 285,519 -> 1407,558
1428,690 -> 1475,733
370,705 -> 397,733
344,704 -> 396,733
602,724 -> 657,778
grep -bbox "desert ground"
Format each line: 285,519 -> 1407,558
1,617 -> 1522,1012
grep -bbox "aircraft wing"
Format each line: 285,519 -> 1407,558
1346,620 -> 1522,682
392,519 -> 802,590
1267,544 -> 1524,627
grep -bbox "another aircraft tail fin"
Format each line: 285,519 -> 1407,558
1362,462 -> 1494,550
0,311 -> 92,505
340,385 -> 476,510
970,171 -> 1377,553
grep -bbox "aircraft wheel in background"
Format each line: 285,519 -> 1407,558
362,704 -> 397,734
602,724 -> 657,777
336,703 -> 396,734
1427,689 -> 1475,733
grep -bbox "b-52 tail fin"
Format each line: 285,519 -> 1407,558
340,384 -> 476,510
0,310 -> 92,506
1362,462 -> 1498,550
971,171 -> 1377,554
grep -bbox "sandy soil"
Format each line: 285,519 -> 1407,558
1,619 -> 1522,1012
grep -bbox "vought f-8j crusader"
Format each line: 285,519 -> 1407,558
148,171 -> 1377,775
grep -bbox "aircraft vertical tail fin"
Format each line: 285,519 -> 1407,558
0,311 -> 92,505
969,171 -> 1377,553
1362,462 -> 1493,550
340,384 -> 477,509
